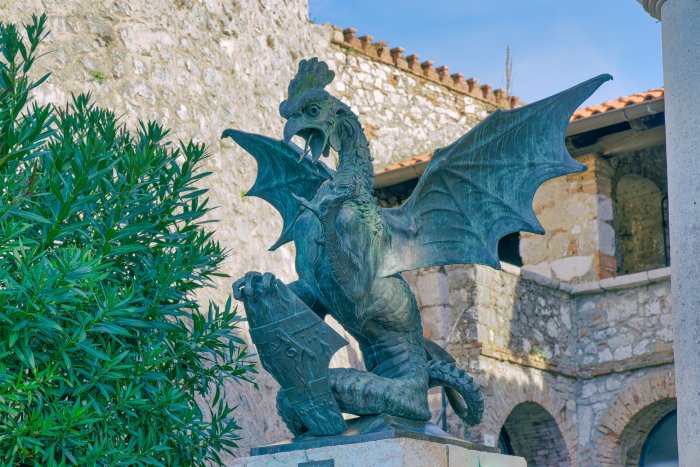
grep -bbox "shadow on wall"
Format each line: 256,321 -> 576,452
614,173 -> 667,274
611,145 -> 669,275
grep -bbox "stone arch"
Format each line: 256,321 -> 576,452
620,398 -> 676,466
613,173 -> 666,274
501,401 -> 572,466
480,375 -> 575,464
593,370 -> 676,466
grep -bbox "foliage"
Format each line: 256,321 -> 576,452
0,15 -> 254,465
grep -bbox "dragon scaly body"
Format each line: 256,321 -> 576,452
225,58 -> 610,436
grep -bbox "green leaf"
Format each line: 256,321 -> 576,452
0,16 -> 253,465
11,208 -> 50,224
76,341 -> 110,361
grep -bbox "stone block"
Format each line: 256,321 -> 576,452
647,266 -> 671,281
598,271 -> 649,291
233,437 -> 525,467
413,269 -> 449,307
520,264 -> 556,284
550,255 -> 593,282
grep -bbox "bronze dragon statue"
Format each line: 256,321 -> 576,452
223,58 -> 609,437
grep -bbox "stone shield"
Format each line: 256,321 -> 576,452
245,278 -> 348,435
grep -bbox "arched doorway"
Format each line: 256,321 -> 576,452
500,401 -> 571,466
619,398 -> 677,466
593,371 -> 676,466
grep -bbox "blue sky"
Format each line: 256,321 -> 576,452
308,1 -> 662,106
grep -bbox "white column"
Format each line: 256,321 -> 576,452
637,1 -> 700,464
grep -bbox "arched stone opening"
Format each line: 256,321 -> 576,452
619,398 -> 677,466
500,401 -> 571,467
593,371 -> 676,466
614,173 -> 666,274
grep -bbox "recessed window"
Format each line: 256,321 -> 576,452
639,410 -> 678,467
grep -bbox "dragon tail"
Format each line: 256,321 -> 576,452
427,358 -> 484,426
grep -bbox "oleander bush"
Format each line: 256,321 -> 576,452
0,15 -> 254,465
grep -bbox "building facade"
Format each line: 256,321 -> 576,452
0,1 -> 675,465
394,88 -> 673,466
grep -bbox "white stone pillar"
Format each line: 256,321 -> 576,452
637,1 -> 700,464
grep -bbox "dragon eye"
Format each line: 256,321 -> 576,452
307,105 -> 320,117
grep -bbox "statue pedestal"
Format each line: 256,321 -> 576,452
232,415 -> 525,466
233,437 -> 525,467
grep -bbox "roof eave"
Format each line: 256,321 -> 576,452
374,161 -> 429,189
567,97 -> 665,136
373,97 -> 666,189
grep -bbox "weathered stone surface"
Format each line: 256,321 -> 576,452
576,277 -> 672,370
406,263 -> 673,466
1,2 -> 678,464
0,0 -> 501,456
233,437 -> 525,467
327,56 -> 491,169
522,155 -> 617,283
614,171 -> 666,274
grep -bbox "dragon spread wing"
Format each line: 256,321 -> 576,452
222,129 -> 333,251
378,74 -> 612,277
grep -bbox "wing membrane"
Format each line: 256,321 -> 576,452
223,129 -> 333,250
379,74 -> 612,277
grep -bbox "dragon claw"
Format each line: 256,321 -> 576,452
261,272 -> 274,292
292,193 -> 322,218
233,271 -> 279,302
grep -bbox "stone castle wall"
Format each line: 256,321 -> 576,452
405,265 -> 674,467
2,1 -> 676,464
1,0 -> 506,456
521,154 -> 617,283
611,144 -> 668,274
324,27 -> 512,169
521,143 -> 669,284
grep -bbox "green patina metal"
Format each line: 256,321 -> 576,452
223,58 -> 610,438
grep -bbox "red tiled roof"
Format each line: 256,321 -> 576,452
570,88 -> 664,121
375,88 -> 665,177
376,153 -> 432,175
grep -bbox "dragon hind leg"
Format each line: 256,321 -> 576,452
328,367 -> 431,421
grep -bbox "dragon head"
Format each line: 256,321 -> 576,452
280,58 -> 350,162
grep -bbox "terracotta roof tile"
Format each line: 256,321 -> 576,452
376,153 -> 432,175
570,88 -> 664,121
375,88 -> 665,178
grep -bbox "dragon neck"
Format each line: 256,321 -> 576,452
333,114 -> 374,194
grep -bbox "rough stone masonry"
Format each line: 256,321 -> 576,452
0,1 -> 677,465
0,0 -> 503,457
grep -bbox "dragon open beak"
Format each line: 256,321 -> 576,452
283,121 -> 329,163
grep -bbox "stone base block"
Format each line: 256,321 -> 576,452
232,437 -> 525,466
